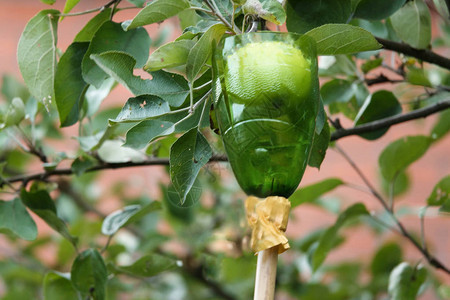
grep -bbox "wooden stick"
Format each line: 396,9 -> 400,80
254,246 -> 279,300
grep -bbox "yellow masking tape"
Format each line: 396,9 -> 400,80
245,196 -> 291,254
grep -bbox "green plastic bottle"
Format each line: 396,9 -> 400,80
213,32 -> 319,198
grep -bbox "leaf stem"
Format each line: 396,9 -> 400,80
189,82 -> 194,113
101,235 -> 114,254
389,172 -> 399,211
57,0 -> 121,17
193,80 -> 213,91
203,0 -> 240,34
197,94 -> 210,129
189,6 -> 214,14
420,206 -> 429,253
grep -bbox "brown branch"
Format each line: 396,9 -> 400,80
330,100 -> 450,141
365,73 -> 404,86
2,155 -> 228,186
376,37 -> 450,70
334,144 -> 450,275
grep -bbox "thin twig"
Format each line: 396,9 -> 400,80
57,0 -> 120,17
334,144 -> 450,274
330,100 -> 450,141
376,37 -> 450,70
420,206 -> 429,253
203,0 -> 240,34
2,154 -> 228,186
389,173 -> 399,211
365,73 -> 404,86
343,183 -> 373,195
369,214 -> 402,235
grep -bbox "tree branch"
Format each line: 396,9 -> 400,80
2,155 -> 228,186
330,100 -> 450,141
376,37 -> 450,70
334,144 -> 450,275
365,73 -> 404,86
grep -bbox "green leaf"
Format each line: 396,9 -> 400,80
305,24 -> 382,55
97,140 -> 146,163
40,0 -> 56,4
112,95 -> 170,123
170,128 -> 212,203
71,249 -> 107,300
186,23 -> 228,82
434,0 -> 450,19
55,42 -> 89,127
84,77 -> 116,117
406,67 -> 432,87
123,201 -> 162,226
178,8 -> 199,30
43,272 -> 78,300
315,98 -> 326,135
101,205 -> 141,236
112,253 -> 177,277
431,109 -> 450,141
20,189 -> 78,248
126,0 -> 146,7
123,0 -> 190,30
308,120 -> 330,169
286,0 -> 352,34
354,90 -> 402,140
351,19 -> 389,39
320,79 -> 354,105
91,51 -> 189,107
388,262 -> 427,300
124,102 -> 208,149
1,98 -> 26,129
71,155 -> 97,176
1,75 -> 30,102
427,175 -> 450,206
361,57 -> 383,73
390,0 -> 431,49
381,171 -> 410,197
438,285 -> 450,299
309,203 -> 369,271
354,0 -> 406,20
290,178 -> 344,208
242,0 -> 286,25
439,199 -> 450,213
17,10 -> 59,105
328,83 -> 368,120
0,198 -> 37,241
63,0 -> 81,14
145,39 -> 196,72
73,9 -> 112,42
82,21 -> 151,88
379,135 -> 432,182
371,242 -> 403,276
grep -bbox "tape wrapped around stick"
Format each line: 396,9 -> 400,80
245,196 -> 291,254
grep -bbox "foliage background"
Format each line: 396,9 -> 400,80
0,0 -> 449,299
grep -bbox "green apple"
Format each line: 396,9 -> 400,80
224,41 -> 312,103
